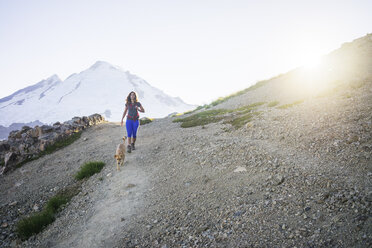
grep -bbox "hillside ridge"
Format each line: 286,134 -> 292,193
0,34 -> 371,247
0,73 -> 370,247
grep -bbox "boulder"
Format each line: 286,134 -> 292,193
1,152 -> 18,174
0,142 -> 10,153
72,117 -> 82,124
21,126 -> 32,133
8,130 -> 21,139
27,126 -> 42,138
40,125 -> 54,133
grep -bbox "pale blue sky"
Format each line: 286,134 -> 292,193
0,0 -> 371,105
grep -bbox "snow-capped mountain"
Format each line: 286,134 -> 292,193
0,61 -> 195,128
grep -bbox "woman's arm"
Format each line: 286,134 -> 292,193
120,106 -> 128,126
138,105 -> 145,113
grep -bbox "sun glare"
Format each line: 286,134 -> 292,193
303,55 -> 322,69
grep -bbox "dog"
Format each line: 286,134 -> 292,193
114,137 -> 126,171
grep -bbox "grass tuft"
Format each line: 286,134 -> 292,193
225,111 -> 262,129
75,161 -> 105,180
226,114 -> 254,129
173,109 -> 232,128
16,211 -> 55,240
45,195 -> 69,213
16,184 -> 80,240
234,102 -> 266,113
173,102 -> 266,129
277,100 -> 304,109
267,101 -> 279,107
139,117 -> 153,125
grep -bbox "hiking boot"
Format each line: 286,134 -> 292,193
131,143 -> 135,150
127,145 -> 131,153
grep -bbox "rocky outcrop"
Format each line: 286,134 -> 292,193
0,114 -> 105,175
0,120 -> 44,140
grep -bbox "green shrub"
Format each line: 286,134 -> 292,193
226,111 -> 262,129
173,109 -> 232,128
45,195 -> 69,213
17,210 -> 55,240
174,102 -> 266,129
140,117 -> 153,125
16,174 -> 84,240
267,101 -> 279,107
277,100 -> 304,109
234,102 -> 266,113
75,161 -> 105,180
182,110 -> 192,115
180,116 -> 224,128
226,113 -> 254,129
16,191 -> 74,240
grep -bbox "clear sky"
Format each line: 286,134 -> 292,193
0,0 -> 371,105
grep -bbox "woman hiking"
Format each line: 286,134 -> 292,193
121,91 -> 145,153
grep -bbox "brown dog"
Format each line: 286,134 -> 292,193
114,137 -> 126,171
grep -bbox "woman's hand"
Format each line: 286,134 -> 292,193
120,120 -> 123,127
138,105 -> 145,113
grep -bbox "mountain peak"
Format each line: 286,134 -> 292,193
89,61 -> 116,70
0,61 -> 195,127
46,74 -> 61,82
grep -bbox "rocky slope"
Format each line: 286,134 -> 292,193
0,34 -> 371,247
0,73 -> 370,247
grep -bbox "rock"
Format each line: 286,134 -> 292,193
72,117 -> 82,124
234,166 -> 247,172
8,130 -> 21,139
33,204 -> 39,211
275,175 -> 285,185
21,126 -> 32,133
40,125 -> 54,133
0,114 -> 105,174
28,126 -> 42,138
346,135 -> 359,144
126,184 -> 136,188
4,152 -> 17,167
0,142 -> 10,152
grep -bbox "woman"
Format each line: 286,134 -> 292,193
121,91 -> 145,153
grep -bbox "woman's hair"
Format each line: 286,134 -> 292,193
126,91 -> 138,104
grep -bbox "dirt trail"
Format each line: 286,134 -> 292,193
1,122 -> 159,248
54,156 -> 149,248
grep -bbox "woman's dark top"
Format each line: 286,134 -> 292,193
126,102 -> 142,120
